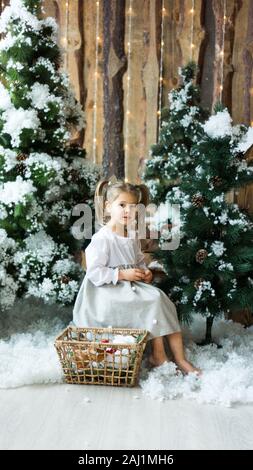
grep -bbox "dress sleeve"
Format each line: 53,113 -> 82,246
85,237 -> 119,286
135,239 -> 147,270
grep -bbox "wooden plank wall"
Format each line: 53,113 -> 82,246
1,0 -> 253,209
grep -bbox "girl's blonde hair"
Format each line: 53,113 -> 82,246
94,178 -> 149,225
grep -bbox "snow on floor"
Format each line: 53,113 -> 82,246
0,300 -> 253,407
0,299 -> 71,389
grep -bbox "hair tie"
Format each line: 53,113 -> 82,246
107,174 -> 118,186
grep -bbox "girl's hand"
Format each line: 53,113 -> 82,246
118,268 -> 145,282
142,269 -> 153,284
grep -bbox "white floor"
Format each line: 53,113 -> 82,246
1,384 -> 253,450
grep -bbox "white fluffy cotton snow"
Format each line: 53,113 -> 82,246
140,316 -> 253,407
203,109 -> 233,139
1,302 -> 253,407
0,299 -> 72,388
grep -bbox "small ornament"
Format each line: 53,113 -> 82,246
211,176 -> 223,187
61,275 -> 71,284
195,249 -> 208,264
88,348 -> 105,362
106,347 -> 117,354
194,278 -> 205,289
191,194 -> 205,207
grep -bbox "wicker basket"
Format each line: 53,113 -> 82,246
55,326 -> 148,387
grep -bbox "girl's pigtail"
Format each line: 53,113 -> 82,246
138,184 -> 150,207
94,179 -> 109,225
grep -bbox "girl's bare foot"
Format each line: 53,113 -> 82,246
148,354 -> 170,368
175,359 -> 202,376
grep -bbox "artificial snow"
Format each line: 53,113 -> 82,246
0,83 -> 12,111
0,302 -> 253,406
236,127 -> 253,154
0,299 -> 72,388
2,107 -> 40,147
203,109 -> 233,139
0,176 -> 36,205
140,316 -> 253,406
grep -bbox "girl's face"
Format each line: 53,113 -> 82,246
105,191 -> 138,226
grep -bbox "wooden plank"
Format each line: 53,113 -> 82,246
102,0 -> 126,178
83,0 -> 104,165
232,0 -> 253,213
134,0 -> 161,184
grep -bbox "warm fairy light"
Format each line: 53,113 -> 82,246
92,0 -> 100,162
157,0 -> 165,135
124,0 -> 133,179
219,0 -> 227,102
63,0 -> 69,69
251,121 -> 253,127
190,0 -> 195,60
125,177 -> 129,183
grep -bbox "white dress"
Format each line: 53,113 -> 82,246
73,225 -> 181,340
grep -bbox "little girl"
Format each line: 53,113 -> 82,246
73,179 -> 200,374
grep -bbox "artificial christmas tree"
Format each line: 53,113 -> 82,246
0,0 -> 100,311
143,65 -> 253,344
143,63 -> 209,204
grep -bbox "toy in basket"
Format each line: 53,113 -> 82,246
54,326 -> 148,387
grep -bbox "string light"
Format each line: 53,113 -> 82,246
157,0 -> 166,134
1,0 -> 5,20
63,1 -> 69,70
219,0 -> 227,102
190,0 -> 195,60
0,1 -> 5,40
92,0 -> 100,163
124,0 -> 133,168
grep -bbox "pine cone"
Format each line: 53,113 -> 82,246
195,249 -> 208,264
16,163 -> 26,176
69,169 -> 79,182
194,278 -> 205,289
211,176 -> 222,187
16,153 -> 28,161
61,275 -> 71,284
191,194 -> 205,207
